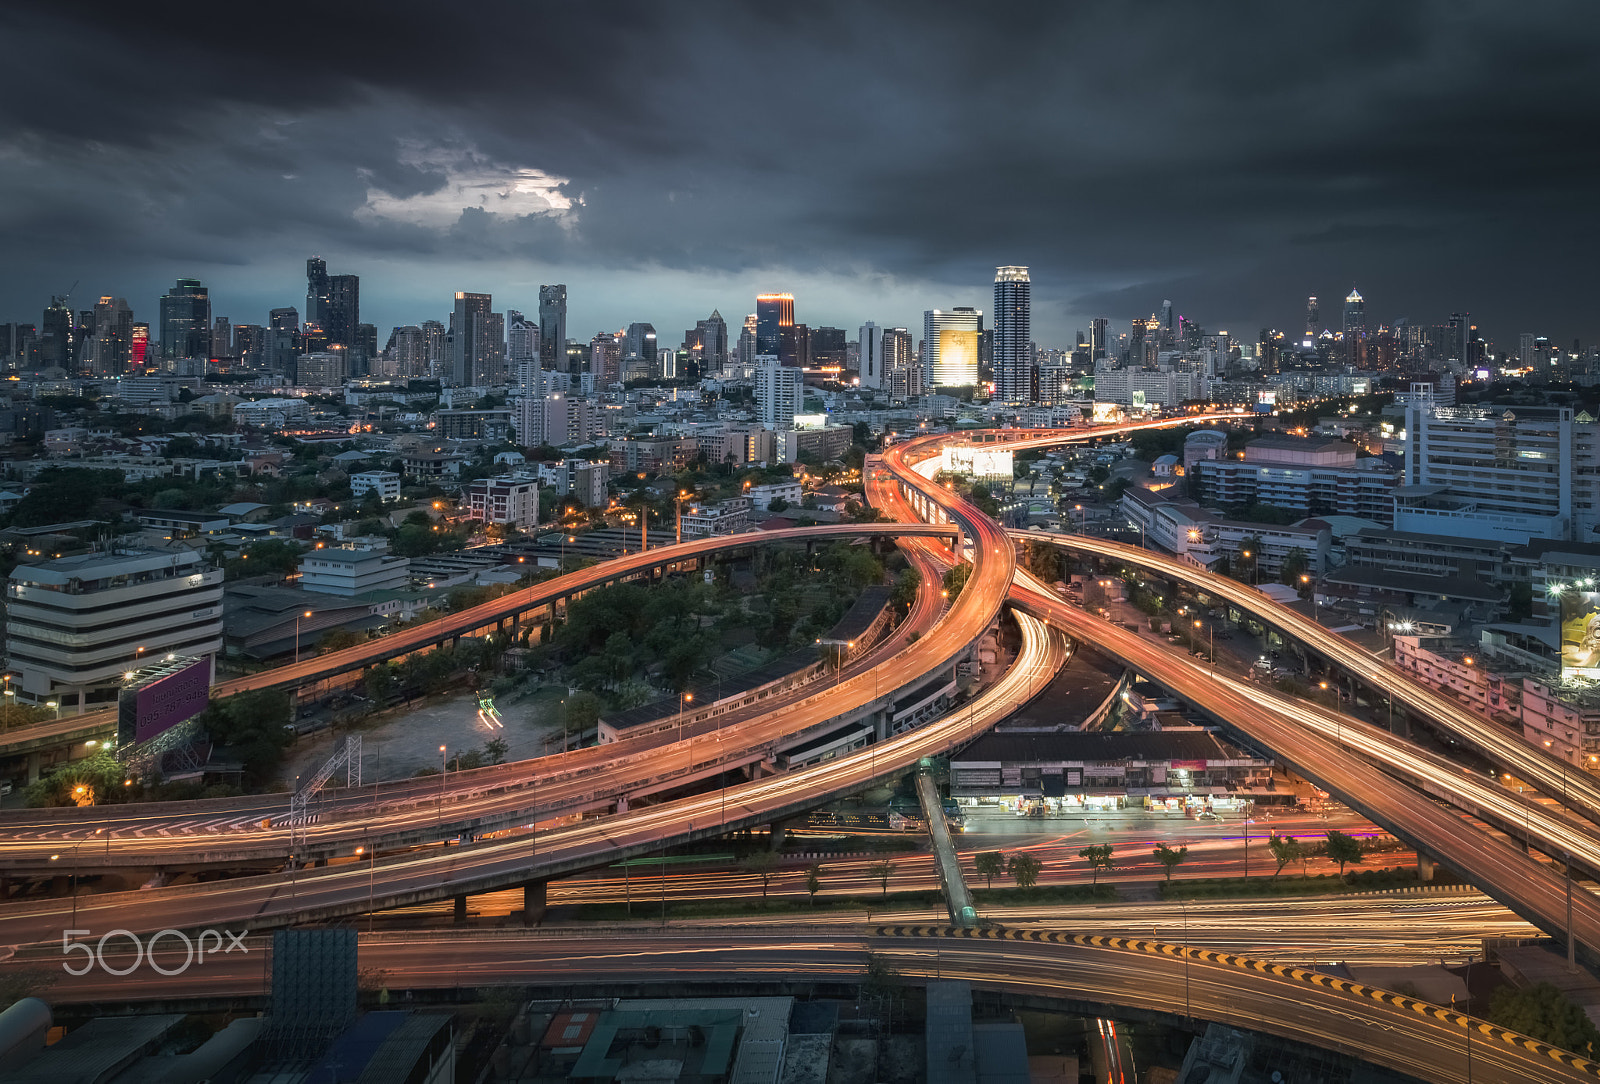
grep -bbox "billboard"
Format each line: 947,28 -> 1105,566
1255,389 -> 1277,413
940,446 -> 1014,479
118,656 -> 212,746
1560,591 -> 1600,679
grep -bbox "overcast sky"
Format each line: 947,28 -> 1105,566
3,1 -> 1597,352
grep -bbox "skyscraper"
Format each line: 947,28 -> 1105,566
1304,295 -> 1320,344
591,332 -> 621,386
1090,317 -> 1109,362
624,322 -> 658,373
90,296 -> 133,376
922,307 -> 983,387
450,291 -> 501,386
737,314 -> 757,367
305,257 -> 329,328
756,293 -> 795,361
1342,288 -> 1365,364
211,316 -> 231,359
882,328 -> 920,399
859,321 -> 884,389
538,285 -> 567,372
755,356 -> 804,425
993,266 -> 1032,403
325,274 -> 360,347
159,278 -> 211,362
695,310 -> 728,369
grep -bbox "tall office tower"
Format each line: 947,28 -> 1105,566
233,323 -> 265,370
158,278 -> 211,362
419,320 -> 447,376
624,322 -> 658,373
737,314 -> 758,368
755,356 -> 804,425
507,309 -> 539,364
305,257 -> 329,328
354,323 -> 377,376
383,325 -> 427,378
1257,329 -> 1281,375
449,291 -> 496,385
1304,295 -> 1320,344
325,274 -> 360,347
859,321 -> 884,389
993,266 -> 1033,403
922,307 -> 983,387
538,284 -> 568,371
811,326 -> 846,371
211,316 -> 231,358
882,327 -> 921,398
1519,333 -> 1537,369
129,324 -> 149,368
695,310 -> 728,368
782,323 -> 811,368
1160,299 -> 1174,336
268,306 -> 299,333
590,333 -> 621,386
90,296 -> 133,376
756,293 -> 796,361
1090,317 -> 1109,362
1125,318 -> 1144,365
1447,313 -> 1470,365
37,296 -> 74,369
1342,288 -> 1365,363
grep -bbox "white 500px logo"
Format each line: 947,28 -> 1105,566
61,928 -> 247,976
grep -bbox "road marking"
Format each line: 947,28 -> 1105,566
875,924 -> 1600,1078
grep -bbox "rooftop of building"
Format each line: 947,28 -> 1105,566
1246,434 -> 1355,453
302,547 -> 407,565
11,547 -> 207,585
1322,565 -> 1503,602
954,729 -> 1261,764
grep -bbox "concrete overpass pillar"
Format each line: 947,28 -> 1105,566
453,894 -> 467,923
1417,854 -> 1434,882
27,751 -> 41,784
521,881 -> 548,925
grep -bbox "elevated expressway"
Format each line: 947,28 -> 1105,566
1008,573 -> 1600,967
0,431 -> 1028,937
1013,529 -> 1600,824
0,531 -> 956,870
20,924 -> 1596,1084
0,522 -> 960,765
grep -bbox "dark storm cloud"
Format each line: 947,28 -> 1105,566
2,0 -> 1598,346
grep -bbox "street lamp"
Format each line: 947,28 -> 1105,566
1193,618 -> 1214,677
294,609 -> 313,664
46,699 -> 58,720
437,744 -> 447,829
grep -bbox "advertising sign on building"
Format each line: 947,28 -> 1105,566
1560,590 -> 1600,679
118,656 -> 212,746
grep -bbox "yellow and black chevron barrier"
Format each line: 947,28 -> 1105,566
872,925 -> 1600,1078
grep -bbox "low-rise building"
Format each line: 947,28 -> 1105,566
299,547 -> 410,597
679,497 -> 751,539
1119,487 -> 1331,575
748,480 -> 803,510
464,475 -> 539,528
4,548 -> 223,711
351,470 -> 402,503
1195,435 -> 1399,524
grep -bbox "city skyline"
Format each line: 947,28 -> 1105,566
3,3 -> 1599,348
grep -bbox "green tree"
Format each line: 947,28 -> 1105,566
740,851 -> 779,899
1267,834 -> 1302,878
1007,852 -> 1043,888
1152,842 -> 1189,883
889,567 -> 922,612
1324,830 -> 1363,876
562,691 -> 602,747
1078,844 -> 1115,885
1489,982 -> 1600,1058
942,563 -> 972,601
363,663 -> 396,704
317,628 -> 368,653
974,851 -> 1006,889
1279,546 -> 1309,587
200,689 -> 294,784
806,863 -> 823,905
482,737 -> 509,765
869,859 -> 894,899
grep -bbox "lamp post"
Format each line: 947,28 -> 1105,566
1300,574 -> 1319,624
294,609 -> 313,664
437,744 -> 447,830
46,699 -> 58,720
1193,619 -> 1213,677
679,691 -> 693,746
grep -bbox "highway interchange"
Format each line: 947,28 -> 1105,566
6,412 -> 1600,1082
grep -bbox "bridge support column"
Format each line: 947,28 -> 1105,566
1417,854 -> 1434,882
453,894 -> 467,923
27,751 -> 41,784
521,881 -> 547,926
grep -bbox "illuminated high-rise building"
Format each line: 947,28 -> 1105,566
756,293 -> 795,361
993,266 -> 1032,403
158,278 -> 210,362
325,274 -> 359,347
1343,288 -> 1365,364
736,314 -> 757,367
539,284 -> 568,372
305,257 -> 329,327
450,291 -> 501,385
922,307 -> 983,387
1304,295 -> 1320,344
90,296 -> 133,376
882,327 -> 921,398
859,321 -> 884,389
